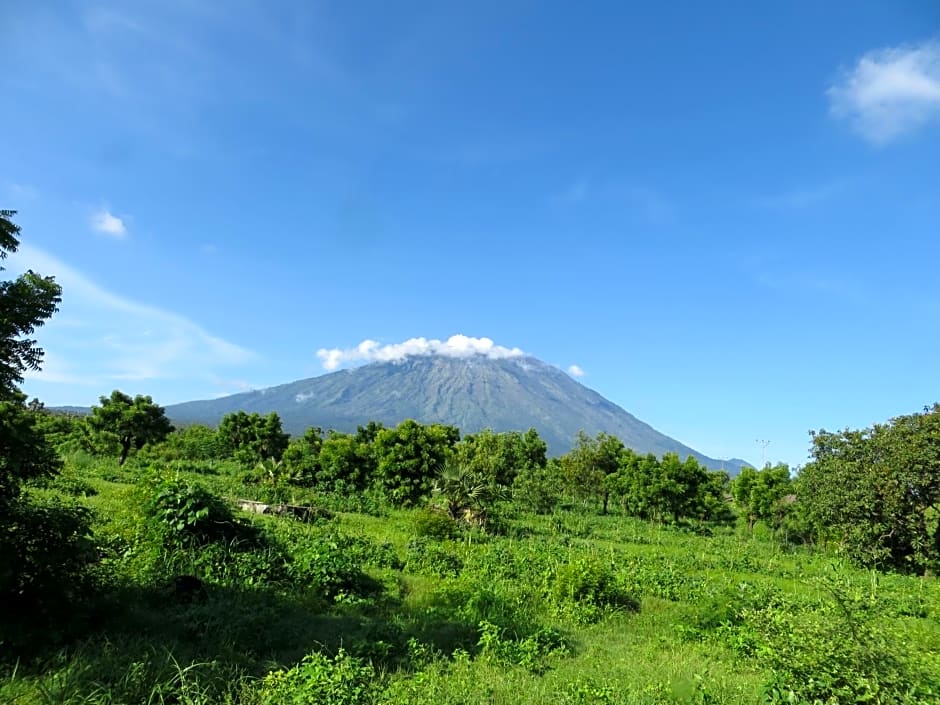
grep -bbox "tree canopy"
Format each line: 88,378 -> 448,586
87,390 -> 174,465
0,210 -> 61,401
798,404 -> 940,573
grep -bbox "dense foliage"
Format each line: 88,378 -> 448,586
0,210 -> 61,400
0,212 -> 95,653
799,404 -> 940,573
87,390 -> 174,464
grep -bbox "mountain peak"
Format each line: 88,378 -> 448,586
315,335 -> 529,371
166,350 -> 747,473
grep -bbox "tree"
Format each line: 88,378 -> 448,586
282,426 -> 323,486
0,211 -> 95,651
454,428 -> 546,493
217,410 -> 289,465
0,211 -> 62,401
432,461 -> 501,525
0,396 -> 62,502
655,453 -> 709,523
87,390 -> 174,464
798,405 -> 940,573
0,211 -> 62,501
561,431 -> 625,513
316,430 -> 374,492
373,419 -> 460,506
732,463 -> 792,530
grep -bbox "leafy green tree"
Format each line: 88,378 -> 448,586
512,457 -> 563,514
654,453 -> 709,523
30,406 -> 84,454
799,404 -> 940,573
454,427 -> 547,493
144,423 -> 222,462
0,211 -> 63,502
0,211 -> 62,401
561,431 -> 625,513
87,390 -> 174,464
0,396 -> 62,502
0,211 -> 94,652
282,426 -> 323,485
732,463 -> 792,530
316,430 -> 374,492
373,419 -> 459,506
217,410 -> 289,465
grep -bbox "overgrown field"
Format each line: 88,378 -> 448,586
3,453 -> 939,705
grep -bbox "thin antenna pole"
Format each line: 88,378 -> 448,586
756,439 -> 770,468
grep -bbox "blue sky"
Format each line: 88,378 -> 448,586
3,1 -> 939,468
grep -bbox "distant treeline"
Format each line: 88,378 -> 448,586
35,392 -> 940,574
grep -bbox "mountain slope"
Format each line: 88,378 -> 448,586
166,355 -> 747,472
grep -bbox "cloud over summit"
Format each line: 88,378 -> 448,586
316,335 -> 525,370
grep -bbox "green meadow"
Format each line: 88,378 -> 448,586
3,448 -> 938,705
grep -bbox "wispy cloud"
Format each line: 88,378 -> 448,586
829,38 -> 940,143
4,182 -> 39,201
316,335 -> 525,371
91,208 -> 127,238
755,180 -> 849,210
568,364 -> 585,377
22,352 -> 91,386
10,244 -> 256,389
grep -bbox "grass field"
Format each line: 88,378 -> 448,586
2,453 -> 938,704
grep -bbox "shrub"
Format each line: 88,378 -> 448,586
550,558 -> 639,622
289,541 -> 378,600
0,497 -> 97,653
406,538 -> 463,577
477,619 -> 567,673
413,509 -> 460,540
144,477 -> 243,547
756,579 -> 940,704
257,649 -> 379,705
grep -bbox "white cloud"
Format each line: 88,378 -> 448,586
568,364 -> 585,377
316,335 -> 525,371
829,38 -> 940,143
91,208 -> 127,237
9,244 -> 255,388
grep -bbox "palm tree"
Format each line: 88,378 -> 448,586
432,461 -> 498,524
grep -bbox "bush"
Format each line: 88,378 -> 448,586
0,497 -> 97,653
289,541 -> 379,600
413,509 -> 460,540
755,579 -> 939,704
257,649 -> 379,705
144,477 -> 244,547
406,538 -> 463,577
550,558 -> 639,622
477,619 -> 567,673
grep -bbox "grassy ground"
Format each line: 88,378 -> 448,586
2,454 -> 938,704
